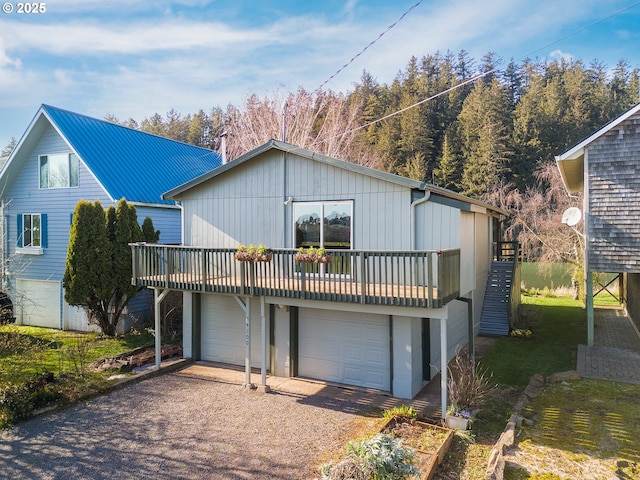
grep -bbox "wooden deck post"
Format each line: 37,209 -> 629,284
154,288 -> 170,370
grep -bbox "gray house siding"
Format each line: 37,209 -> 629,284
587,112 -> 640,273
180,150 -> 414,250
175,146 -> 494,399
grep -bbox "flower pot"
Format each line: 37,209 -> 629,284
446,415 -> 470,430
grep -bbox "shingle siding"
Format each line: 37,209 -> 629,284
587,113 -> 640,273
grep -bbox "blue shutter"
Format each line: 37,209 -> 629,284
16,214 -> 22,247
41,214 -> 48,248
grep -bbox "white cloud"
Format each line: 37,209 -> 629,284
550,49 -> 574,62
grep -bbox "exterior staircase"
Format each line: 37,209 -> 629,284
479,241 -> 521,336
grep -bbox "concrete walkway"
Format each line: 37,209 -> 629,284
175,336 -> 498,422
576,307 -> 640,384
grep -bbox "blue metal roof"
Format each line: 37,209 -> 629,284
42,104 -> 222,205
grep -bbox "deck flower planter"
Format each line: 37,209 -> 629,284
234,244 -> 272,262
294,247 -> 332,264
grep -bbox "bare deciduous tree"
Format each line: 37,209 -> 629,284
225,88 -> 381,168
484,161 -> 584,296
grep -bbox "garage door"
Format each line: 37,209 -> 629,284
16,279 -> 61,329
201,295 -> 265,368
299,308 -> 390,391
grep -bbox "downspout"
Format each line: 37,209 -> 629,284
410,190 -> 431,250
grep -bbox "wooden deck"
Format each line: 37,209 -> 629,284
131,245 -> 460,309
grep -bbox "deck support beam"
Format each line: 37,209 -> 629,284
234,295 -> 254,388
154,288 -> 171,370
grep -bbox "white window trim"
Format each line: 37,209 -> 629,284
16,247 -> 44,255
38,152 -> 79,189
292,200 -> 354,249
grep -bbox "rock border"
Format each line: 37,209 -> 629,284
484,370 -> 580,480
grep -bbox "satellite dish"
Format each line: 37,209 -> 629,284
562,207 -> 582,227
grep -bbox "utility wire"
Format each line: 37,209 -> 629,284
314,1 -> 422,93
319,0 -> 640,145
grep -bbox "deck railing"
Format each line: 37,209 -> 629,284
131,244 -> 460,308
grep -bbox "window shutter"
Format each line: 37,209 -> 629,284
41,214 -> 48,248
16,214 -> 22,248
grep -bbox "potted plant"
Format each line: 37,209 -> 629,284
510,328 -> 535,340
234,244 -> 272,262
294,246 -> 332,264
253,244 -> 272,262
445,405 -> 472,430
446,351 -> 495,430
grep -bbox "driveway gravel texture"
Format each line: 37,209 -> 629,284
0,373 -> 372,479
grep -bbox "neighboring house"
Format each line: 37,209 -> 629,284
0,104 -> 222,332
556,102 -> 640,342
132,139 -> 507,411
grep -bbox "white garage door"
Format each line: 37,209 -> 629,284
299,308 -> 390,391
201,295 -> 264,368
16,279 -> 61,329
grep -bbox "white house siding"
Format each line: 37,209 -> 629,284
414,201 -> 460,251
391,315 -> 423,399
473,214 -> 491,333
298,308 -> 390,391
429,299 -> 469,376
460,211 -> 476,296
200,295 -> 267,368
15,279 -> 61,328
180,151 -> 412,250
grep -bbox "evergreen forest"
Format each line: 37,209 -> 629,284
109,51 -> 639,201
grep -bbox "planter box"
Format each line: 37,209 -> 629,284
446,414 -> 470,430
381,418 -> 454,480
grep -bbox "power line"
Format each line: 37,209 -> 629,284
314,1 -> 423,93
319,0 -> 640,145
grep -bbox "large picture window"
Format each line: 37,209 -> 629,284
294,201 -> 352,250
39,153 -> 79,189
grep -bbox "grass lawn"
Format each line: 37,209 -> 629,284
0,325 -> 158,428
436,294 -> 640,480
480,295 -> 586,388
506,380 -> 640,479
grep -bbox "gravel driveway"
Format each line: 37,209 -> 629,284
0,373 -> 373,479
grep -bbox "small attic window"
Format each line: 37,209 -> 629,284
39,153 -> 79,188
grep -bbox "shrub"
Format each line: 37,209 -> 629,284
321,433 -> 419,480
447,351 -> 496,411
382,405 -> 418,421
0,372 -> 60,427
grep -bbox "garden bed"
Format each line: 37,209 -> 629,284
381,417 -> 454,479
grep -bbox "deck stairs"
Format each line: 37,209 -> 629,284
479,260 -> 514,336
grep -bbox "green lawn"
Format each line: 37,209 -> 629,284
440,295 -> 639,479
480,295 -> 586,388
0,326 -> 155,383
0,325 -> 158,428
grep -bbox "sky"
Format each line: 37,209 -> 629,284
1,0 -> 640,150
